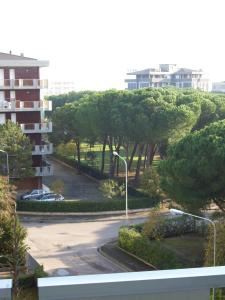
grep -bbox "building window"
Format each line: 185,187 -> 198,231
139,82 -> 149,88
128,82 -> 137,90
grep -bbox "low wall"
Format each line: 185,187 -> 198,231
38,266 -> 225,300
0,279 -> 12,300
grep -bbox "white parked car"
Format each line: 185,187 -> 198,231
21,189 -> 49,200
35,193 -> 64,202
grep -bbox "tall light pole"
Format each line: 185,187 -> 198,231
113,151 -> 128,218
0,149 -> 9,183
170,208 -> 216,300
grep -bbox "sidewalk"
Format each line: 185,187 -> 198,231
99,240 -> 155,272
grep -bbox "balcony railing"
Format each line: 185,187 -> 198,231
0,100 -> 52,111
35,165 -> 53,176
38,266 -> 225,300
32,143 -> 53,155
20,122 -> 52,133
0,79 -> 48,89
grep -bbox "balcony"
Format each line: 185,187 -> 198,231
20,122 -> 52,133
32,143 -> 53,155
0,79 -> 48,89
37,266 -> 225,300
0,99 -> 52,112
35,165 -> 53,176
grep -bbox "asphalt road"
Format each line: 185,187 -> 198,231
43,158 -> 104,201
24,216 -> 146,277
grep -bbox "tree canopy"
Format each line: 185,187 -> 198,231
0,121 -> 33,179
159,120 -> 225,212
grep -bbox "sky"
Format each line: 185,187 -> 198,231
1,0 -> 225,91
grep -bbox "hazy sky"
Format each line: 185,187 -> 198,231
1,0 -> 225,90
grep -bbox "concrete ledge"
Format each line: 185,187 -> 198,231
38,267 -> 225,300
0,279 -> 12,300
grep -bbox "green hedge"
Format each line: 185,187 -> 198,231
17,197 -> 159,212
118,227 -> 181,269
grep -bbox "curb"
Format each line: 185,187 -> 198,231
17,208 -> 152,218
98,246 -> 132,272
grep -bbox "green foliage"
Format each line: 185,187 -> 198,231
205,221 -> 225,267
0,215 -> 28,267
17,197 -> 159,212
143,215 -> 206,240
56,141 -> 76,157
0,121 -> 33,178
118,227 -> 180,269
139,168 -> 162,198
0,177 -> 16,217
99,179 -> 125,199
159,120 -> 225,212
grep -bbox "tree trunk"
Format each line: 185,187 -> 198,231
108,136 -> 114,178
143,144 -> 148,169
128,143 -> 138,172
100,137 -> 107,174
146,143 -> 157,168
134,144 -> 145,184
116,145 -> 121,177
76,140 -> 81,173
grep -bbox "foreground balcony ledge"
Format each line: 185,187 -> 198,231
0,278 -> 12,300
20,122 -> 52,133
0,79 -> 48,89
38,266 -> 225,300
0,100 -> 52,111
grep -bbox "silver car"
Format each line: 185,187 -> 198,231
21,189 -> 49,200
35,193 -> 64,202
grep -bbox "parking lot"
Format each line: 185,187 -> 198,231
43,158 -> 104,201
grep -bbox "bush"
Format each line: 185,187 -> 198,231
17,197 -> 159,212
99,180 -> 125,199
118,227 -> 180,269
139,168 -> 162,198
139,215 -> 207,240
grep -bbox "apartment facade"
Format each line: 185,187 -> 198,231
212,81 -> 225,93
125,64 -> 211,91
0,52 -> 52,188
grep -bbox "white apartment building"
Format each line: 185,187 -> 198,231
125,64 -> 211,91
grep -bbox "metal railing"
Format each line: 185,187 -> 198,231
35,165 -> 53,176
0,100 -> 52,111
20,122 -> 52,133
0,79 -> 48,89
32,143 -> 53,155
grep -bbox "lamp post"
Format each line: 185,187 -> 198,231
170,208 -> 216,300
113,151 -> 128,218
0,149 -> 9,183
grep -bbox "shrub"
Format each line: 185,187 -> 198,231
139,168 -> 162,198
99,180 -> 125,199
118,227 -> 180,269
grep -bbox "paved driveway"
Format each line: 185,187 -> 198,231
24,217 -> 146,276
43,158 -> 104,201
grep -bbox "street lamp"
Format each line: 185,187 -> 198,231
0,149 -> 9,183
170,208 -> 216,300
113,151 -> 128,218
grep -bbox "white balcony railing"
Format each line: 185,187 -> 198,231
0,79 -> 48,89
35,165 -> 53,176
20,122 -> 52,133
0,100 -> 52,112
32,143 -> 53,155
38,266 -> 225,300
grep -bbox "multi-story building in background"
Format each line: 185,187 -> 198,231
43,81 -> 76,97
212,81 -> 225,93
125,64 -> 211,91
0,52 -> 52,188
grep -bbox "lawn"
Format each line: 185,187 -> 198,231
64,142 -> 161,175
157,233 -> 206,268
